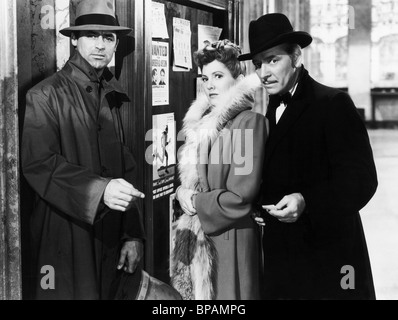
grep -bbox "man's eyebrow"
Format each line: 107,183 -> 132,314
83,31 -> 115,38
257,54 -> 277,62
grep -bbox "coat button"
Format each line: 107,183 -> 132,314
101,166 -> 107,174
97,124 -> 102,131
86,86 -> 93,93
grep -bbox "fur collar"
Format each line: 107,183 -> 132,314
178,73 -> 261,191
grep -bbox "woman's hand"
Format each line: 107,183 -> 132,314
251,207 -> 266,227
176,187 -> 197,216
251,213 -> 266,227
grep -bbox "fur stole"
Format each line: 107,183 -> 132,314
171,73 -> 261,300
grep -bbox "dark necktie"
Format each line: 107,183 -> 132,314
266,92 -> 292,124
278,92 -> 292,105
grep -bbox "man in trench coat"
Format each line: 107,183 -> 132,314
21,0 -> 145,299
239,13 -> 378,299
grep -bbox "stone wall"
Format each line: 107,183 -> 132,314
0,0 -> 22,301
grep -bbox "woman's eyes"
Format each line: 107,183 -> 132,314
202,74 -> 223,82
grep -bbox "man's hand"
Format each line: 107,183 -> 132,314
117,240 -> 143,273
262,193 -> 306,223
103,179 -> 145,212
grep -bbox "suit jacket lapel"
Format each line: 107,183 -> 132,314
264,68 -> 312,164
265,95 -> 279,136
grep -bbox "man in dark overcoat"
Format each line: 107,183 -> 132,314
21,0 -> 145,299
240,13 -> 378,300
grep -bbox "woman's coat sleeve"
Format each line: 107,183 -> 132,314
195,112 -> 266,235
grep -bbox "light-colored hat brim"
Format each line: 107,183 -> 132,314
60,25 -> 133,37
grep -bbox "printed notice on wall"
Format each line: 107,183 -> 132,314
151,1 -> 169,39
172,17 -> 192,70
198,24 -> 223,50
152,113 -> 176,200
152,41 -> 169,106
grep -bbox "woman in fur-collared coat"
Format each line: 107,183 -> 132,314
171,40 -> 266,300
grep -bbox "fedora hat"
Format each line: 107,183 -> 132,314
60,0 -> 132,37
239,13 -> 312,61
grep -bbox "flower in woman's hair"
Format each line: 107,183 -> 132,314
204,43 -> 217,51
204,39 -> 242,55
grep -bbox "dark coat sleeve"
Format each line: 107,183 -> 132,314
120,145 -> 146,241
22,90 -> 110,225
301,92 -> 378,220
196,112 -> 267,235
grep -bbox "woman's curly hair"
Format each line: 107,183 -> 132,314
194,39 -> 246,78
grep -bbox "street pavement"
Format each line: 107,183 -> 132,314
361,129 -> 398,300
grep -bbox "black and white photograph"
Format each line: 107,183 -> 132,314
1,0 -> 397,307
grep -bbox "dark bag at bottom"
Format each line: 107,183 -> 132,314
110,266 -> 182,300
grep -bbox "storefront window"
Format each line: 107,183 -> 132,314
308,0 -> 349,87
371,0 -> 398,87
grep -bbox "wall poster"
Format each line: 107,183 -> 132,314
172,17 -> 192,70
152,41 -> 169,106
151,1 -> 169,39
152,113 -> 176,200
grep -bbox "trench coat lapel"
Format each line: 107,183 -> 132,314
101,68 -> 130,108
66,51 -> 130,109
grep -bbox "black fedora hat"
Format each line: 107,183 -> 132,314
60,0 -> 132,37
239,13 -> 312,61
